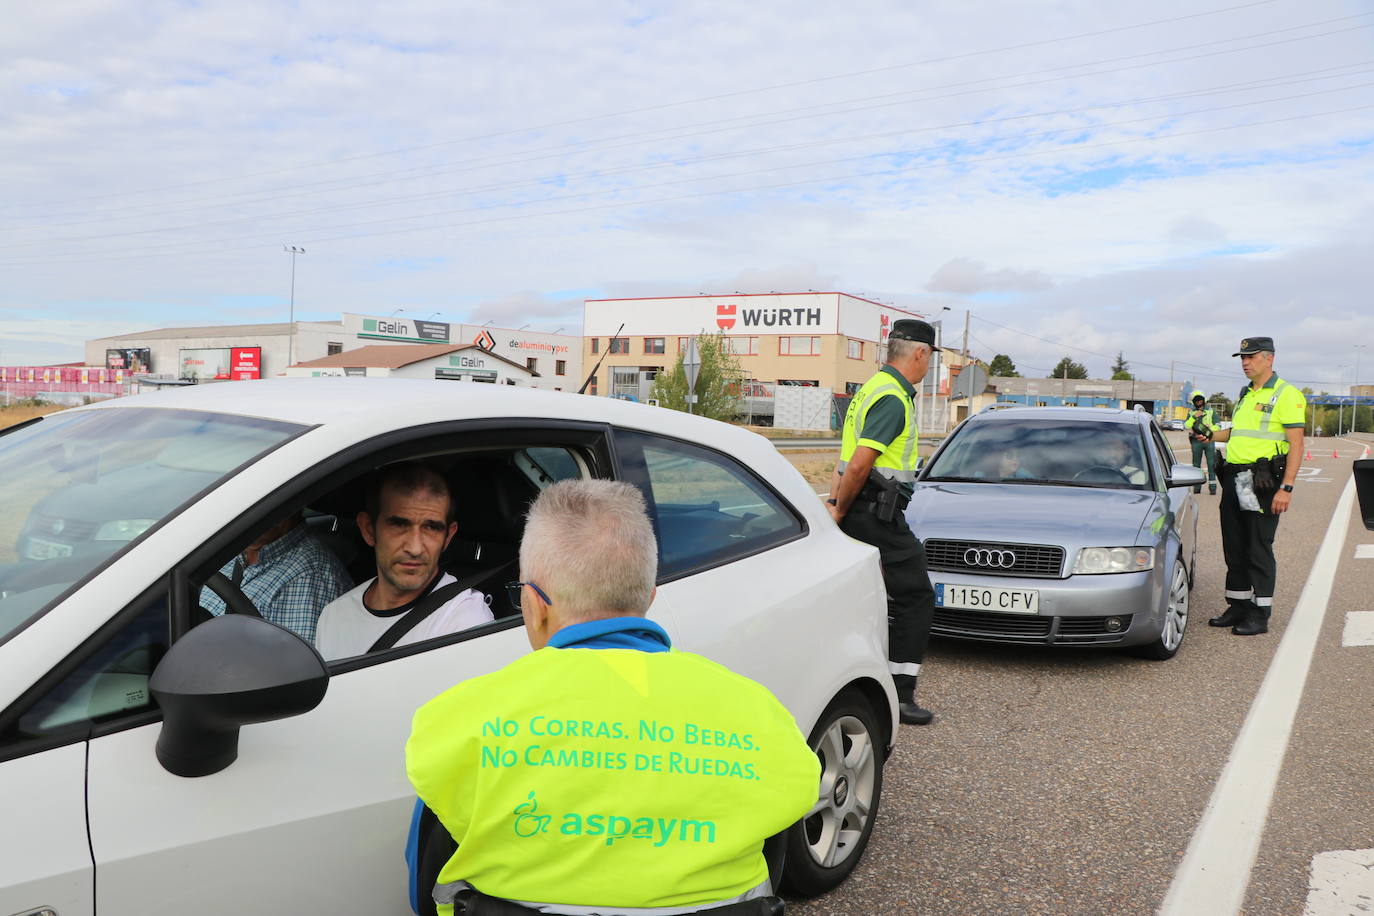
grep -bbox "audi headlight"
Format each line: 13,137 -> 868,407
94,518 -> 156,541
1073,546 -> 1154,574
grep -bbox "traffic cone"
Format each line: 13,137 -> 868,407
1333,448 -> 1339,458
1304,448 -> 1311,460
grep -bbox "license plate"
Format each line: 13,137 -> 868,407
935,583 -> 1039,614
25,537 -> 74,560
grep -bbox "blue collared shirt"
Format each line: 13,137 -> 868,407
199,524 -> 352,644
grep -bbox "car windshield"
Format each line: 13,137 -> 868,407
924,418 -> 1153,490
0,407 -> 305,646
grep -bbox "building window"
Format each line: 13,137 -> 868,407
779,336 -> 821,356
327,342 -> 343,356
640,366 -> 661,380
678,337 -> 691,352
555,360 -> 566,376
611,366 -> 639,399
845,381 -> 862,395
778,379 -> 819,387
644,337 -> 665,354
526,357 -> 538,372
847,339 -> 863,360
609,337 -> 630,354
725,337 -> 758,356
590,338 -> 600,354
589,375 -> 598,395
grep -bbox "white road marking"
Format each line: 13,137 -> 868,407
1341,612 -> 1374,647
1304,849 -> 1374,915
1159,472 -> 1359,916
1355,545 -> 1374,559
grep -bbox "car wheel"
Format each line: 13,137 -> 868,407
1132,559 -> 1189,660
782,691 -> 884,896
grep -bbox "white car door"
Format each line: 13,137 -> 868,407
86,621 -> 532,915
0,745 -> 93,916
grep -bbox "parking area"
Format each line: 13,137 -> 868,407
789,434 -> 1373,915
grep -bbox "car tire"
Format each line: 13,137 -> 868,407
782,691 -> 884,897
1132,559 -> 1189,661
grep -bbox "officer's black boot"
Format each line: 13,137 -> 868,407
1208,481 -> 1217,496
1233,606 -> 1270,636
895,674 -> 933,726
1209,601 -> 1250,627
1193,484 -> 1202,494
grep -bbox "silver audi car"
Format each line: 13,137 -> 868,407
906,405 -> 1205,659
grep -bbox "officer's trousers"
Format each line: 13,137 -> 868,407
1219,465 -> 1281,615
839,507 -> 935,675
1190,439 -> 1217,485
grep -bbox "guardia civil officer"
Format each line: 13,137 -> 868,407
1205,337 -> 1306,636
406,480 -> 819,916
828,318 -> 937,725
1186,389 -> 1220,495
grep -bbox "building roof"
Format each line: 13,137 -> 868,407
291,343 -> 536,375
91,321 -> 342,341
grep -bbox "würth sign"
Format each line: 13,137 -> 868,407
715,304 -> 823,331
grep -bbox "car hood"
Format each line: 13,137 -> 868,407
906,482 -> 1159,545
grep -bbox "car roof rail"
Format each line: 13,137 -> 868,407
978,402 -> 1022,415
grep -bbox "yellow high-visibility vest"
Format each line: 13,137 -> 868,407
839,367 -> 918,484
1227,376 -> 1305,464
407,647 -> 820,913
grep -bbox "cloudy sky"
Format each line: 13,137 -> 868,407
4,0 -> 1372,394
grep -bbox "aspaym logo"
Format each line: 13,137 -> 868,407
715,304 -> 736,330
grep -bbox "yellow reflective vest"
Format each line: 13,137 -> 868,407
1227,375 -> 1306,464
406,647 -> 821,913
839,366 -> 919,488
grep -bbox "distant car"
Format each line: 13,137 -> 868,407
0,380 -> 896,914
1165,418 -> 1186,431
907,405 -> 1205,659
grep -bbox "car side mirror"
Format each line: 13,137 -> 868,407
149,614 -> 328,777
1356,459 -> 1374,530
1166,463 -> 1206,489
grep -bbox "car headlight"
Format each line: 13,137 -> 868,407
94,519 -> 157,541
1073,546 -> 1155,574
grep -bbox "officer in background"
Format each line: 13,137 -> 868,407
1205,337 -> 1306,636
828,318 -> 937,725
1186,389 -> 1219,495
407,480 -> 819,915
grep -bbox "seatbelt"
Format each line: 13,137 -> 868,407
369,564 -> 508,653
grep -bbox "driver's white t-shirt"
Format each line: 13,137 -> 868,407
315,572 -> 493,660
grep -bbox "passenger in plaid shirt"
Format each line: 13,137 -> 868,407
200,514 -> 353,645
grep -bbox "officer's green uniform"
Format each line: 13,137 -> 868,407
1186,389 -> 1219,495
406,631 -> 820,915
837,328 -> 936,720
1215,337 -> 1306,635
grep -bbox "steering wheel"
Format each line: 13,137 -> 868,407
1072,465 -> 1133,485
202,570 -> 263,618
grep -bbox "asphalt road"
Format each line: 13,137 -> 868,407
788,432 -> 1374,915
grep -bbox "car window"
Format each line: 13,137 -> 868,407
1149,425 -> 1174,483
613,429 -> 803,578
513,446 -> 583,488
0,408 -> 305,648
925,418 -> 1153,490
0,589 -> 168,750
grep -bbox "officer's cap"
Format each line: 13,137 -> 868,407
1233,336 -> 1274,356
889,319 -> 936,347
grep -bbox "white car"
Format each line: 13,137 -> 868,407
0,379 -> 896,915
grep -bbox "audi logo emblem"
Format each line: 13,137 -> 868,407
964,548 -> 1017,569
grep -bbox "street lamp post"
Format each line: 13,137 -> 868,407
1356,344 -> 1367,434
284,246 -> 305,366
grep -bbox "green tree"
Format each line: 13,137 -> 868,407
1050,356 -> 1088,379
650,333 -> 745,421
1111,352 -> 1133,380
988,353 -> 1019,377
1208,392 -> 1234,420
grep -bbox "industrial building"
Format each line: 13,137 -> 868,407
283,343 -> 536,385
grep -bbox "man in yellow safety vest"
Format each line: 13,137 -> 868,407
406,480 -> 820,915
1186,389 -> 1220,495
1205,336 -> 1306,636
829,318 -> 937,725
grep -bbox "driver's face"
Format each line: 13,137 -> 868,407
360,484 -> 456,599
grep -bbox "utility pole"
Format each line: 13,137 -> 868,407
1167,361 -> 1175,421
284,246 -> 305,366
1356,344 -> 1367,433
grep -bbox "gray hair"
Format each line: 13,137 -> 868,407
886,338 -> 931,363
520,479 -> 658,621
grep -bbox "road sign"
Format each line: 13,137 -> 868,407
683,337 -> 702,393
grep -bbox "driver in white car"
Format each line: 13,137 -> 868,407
1102,435 -> 1149,486
315,462 -> 493,660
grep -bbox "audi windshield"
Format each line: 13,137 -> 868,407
924,418 -> 1153,490
0,407 -> 305,645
